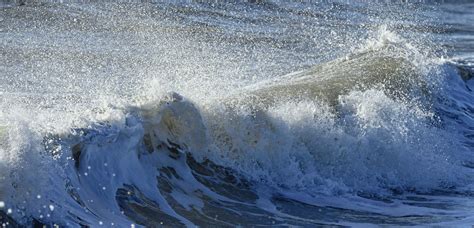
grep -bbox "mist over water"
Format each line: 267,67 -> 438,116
1,1 -> 474,226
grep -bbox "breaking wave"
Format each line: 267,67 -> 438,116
1,23 -> 474,226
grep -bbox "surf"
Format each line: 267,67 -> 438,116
1,2 -> 474,227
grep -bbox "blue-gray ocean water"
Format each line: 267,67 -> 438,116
1,1 -> 474,226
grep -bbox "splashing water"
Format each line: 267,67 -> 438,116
1,1 -> 474,226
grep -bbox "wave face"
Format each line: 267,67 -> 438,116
1,1 -> 474,226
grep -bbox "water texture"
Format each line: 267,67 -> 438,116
0,1 -> 474,226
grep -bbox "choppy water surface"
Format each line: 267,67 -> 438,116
1,1 -> 474,226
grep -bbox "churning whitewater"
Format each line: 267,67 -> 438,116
1,1 -> 474,227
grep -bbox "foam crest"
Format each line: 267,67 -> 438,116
200,86 -> 469,195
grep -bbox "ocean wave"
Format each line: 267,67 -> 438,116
1,1 -> 474,226
1,26 -> 473,226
